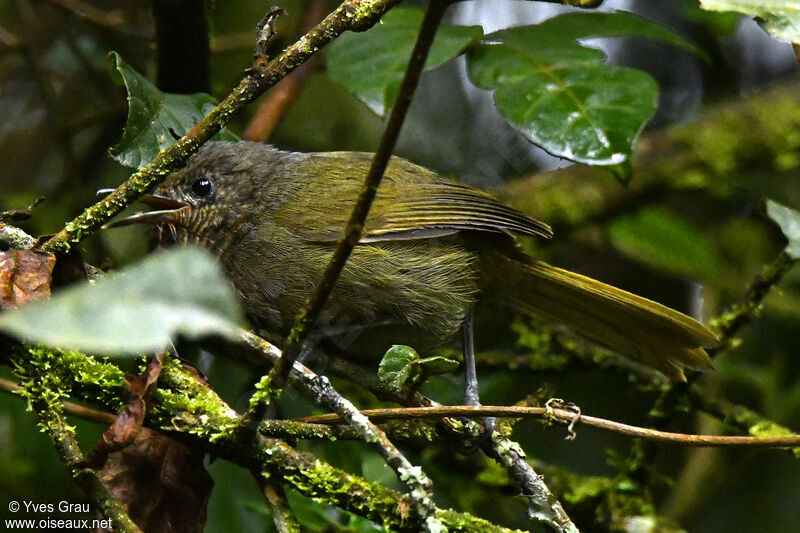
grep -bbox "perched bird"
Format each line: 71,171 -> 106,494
109,141 -> 716,382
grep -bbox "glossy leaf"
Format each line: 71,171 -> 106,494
0,246 -> 243,354
700,0 -> 800,43
327,8 -> 483,116
468,11 -> 701,171
766,199 -> 800,259
108,52 -> 237,168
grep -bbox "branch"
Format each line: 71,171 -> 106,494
10,350 -> 141,532
273,0 -> 449,382
3,344 -> 521,532
244,2 -> 453,528
255,475 -> 302,533
295,405 -> 800,448
0,376 -> 116,425
243,0 -> 328,142
711,251 -> 797,351
38,0 -> 403,255
240,332 -> 445,531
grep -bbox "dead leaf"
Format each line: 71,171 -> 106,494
89,353 -> 212,533
88,353 -> 165,459
94,427 -> 213,533
0,249 -> 55,308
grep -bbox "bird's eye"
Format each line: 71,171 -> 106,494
191,178 -> 213,198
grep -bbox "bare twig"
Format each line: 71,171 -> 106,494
240,331 -> 445,532
273,0 -> 449,382
243,0 -> 328,142
295,405 -> 800,447
0,376 -> 116,425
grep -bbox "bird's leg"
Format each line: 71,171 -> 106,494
462,308 -> 480,407
462,308 -> 495,437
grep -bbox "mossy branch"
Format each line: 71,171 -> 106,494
2,343 -> 519,533
10,348 -> 141,533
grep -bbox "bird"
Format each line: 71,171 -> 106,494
107,141 -> 716,386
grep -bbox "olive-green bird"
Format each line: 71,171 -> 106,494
111,141 -> 716,382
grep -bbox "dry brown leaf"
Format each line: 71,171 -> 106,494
0,249 -> 55,308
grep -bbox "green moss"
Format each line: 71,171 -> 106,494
749,422 -> 800,458
11,346 -> 77,442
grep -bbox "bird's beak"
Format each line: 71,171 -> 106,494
97,189 -> 189,229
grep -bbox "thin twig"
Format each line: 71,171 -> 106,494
39,0 -> 403,255
711,251 -> 797,351
240,331 -> 445,532
243,0 -> 328,142
45,0 -> 151,37
255,475 -> 302,533
272,0 -> 448,382
0,376 -> 116,425
295,405 -> 800,447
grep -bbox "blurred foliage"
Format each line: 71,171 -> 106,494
1,1 -> 800,532
0,247 -> 243,354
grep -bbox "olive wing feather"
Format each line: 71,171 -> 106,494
273,152 -> 552,242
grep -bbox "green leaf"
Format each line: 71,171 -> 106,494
377,344 -> 421,390
108,52 -> 238,169
0,247 -> 243,354
607,208 -> 725,280
766,199 -> 800,259
700,0 -> 800,43
468,11 -> 701,169
327,8 -> 483,116
417,355 -> 460,376
377,345 -> 459,390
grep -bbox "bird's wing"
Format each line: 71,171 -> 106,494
273,152 -> 552,243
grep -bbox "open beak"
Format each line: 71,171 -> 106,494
97,189 -> 189,229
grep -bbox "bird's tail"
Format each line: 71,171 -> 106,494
489,253 -> 717,381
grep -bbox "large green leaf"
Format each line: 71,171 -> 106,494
108,52 -> 238,169
700,0 -> 800,43
468,11 -> 701,173
0,247 -> 243,354
327,8 -> 483,116
766,199 -> 800,260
